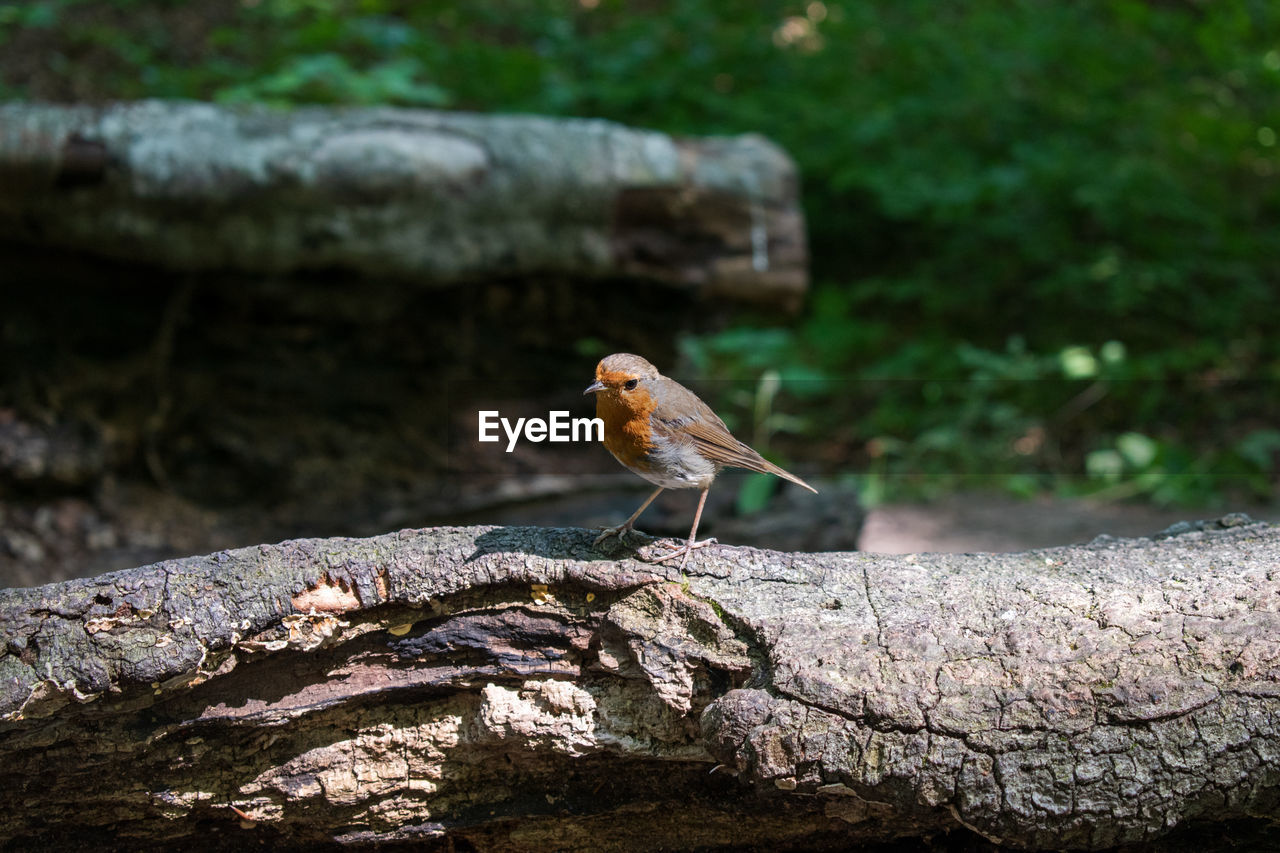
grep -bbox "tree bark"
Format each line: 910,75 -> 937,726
2,518 -> 1278,851
0,101 -> 806,308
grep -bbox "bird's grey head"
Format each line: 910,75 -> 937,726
597,353 -> 659,380
584,353 -> 662,395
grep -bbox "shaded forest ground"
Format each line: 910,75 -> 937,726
861,493 -> 1279,554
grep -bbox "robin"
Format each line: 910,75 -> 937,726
583,353 -> 816,567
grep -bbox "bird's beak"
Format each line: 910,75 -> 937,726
583,380 -> 605,396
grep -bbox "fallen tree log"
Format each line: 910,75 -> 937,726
0,101 -> 806,308
1,518 -> 1278,851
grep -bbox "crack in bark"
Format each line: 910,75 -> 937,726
859,560 -> 887,655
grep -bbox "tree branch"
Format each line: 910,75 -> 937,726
2,519 -> 1278,850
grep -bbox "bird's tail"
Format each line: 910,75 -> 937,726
757,457 -> 818,494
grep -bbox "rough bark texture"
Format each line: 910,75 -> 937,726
2,518 -> 1278,851
0,101 -> 806,308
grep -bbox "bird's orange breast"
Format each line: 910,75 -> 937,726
595,387 -> 656,473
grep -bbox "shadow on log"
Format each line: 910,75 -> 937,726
2,518 -> 1279,851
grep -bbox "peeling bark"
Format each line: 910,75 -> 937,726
2,519 -> 1279,851
0,101 -> 806,308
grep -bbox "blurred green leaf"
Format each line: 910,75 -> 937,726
736,472 -> 776,516
1237,429 -> 1280,470
1116,432 -> 1158,469
1086,449 -> 1125,482
1059,347 -> 1099,380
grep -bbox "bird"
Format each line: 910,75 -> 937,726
583,353 -> 816,568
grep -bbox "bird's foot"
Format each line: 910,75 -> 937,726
593,523 -> 635,548
651,537 -> 718,568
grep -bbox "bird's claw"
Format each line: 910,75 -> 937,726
593,524 -> 633,548
654,536 -> 717,552
650,537 -> 718,567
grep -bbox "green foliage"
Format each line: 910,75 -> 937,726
2,0 -> 1278,503
687,328 -> 1280,504
217,55 -> 450,106
735,473 -> 776,516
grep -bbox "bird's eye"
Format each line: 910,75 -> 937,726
623,378 -> 639,391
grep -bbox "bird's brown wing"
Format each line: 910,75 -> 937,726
651,380 -> 818,494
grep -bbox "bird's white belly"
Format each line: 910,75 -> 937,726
637,436 -> 719,490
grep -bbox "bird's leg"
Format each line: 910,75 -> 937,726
652,487 -> 717,569
594,486 -> 664,547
